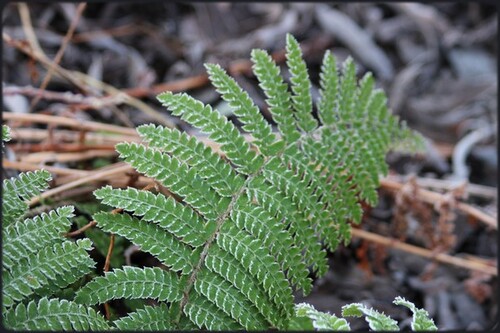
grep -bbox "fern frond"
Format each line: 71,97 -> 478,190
89,35 -> 424,330
94,186 -> 209,247
3,239 -> 95,308
157,91 -> 263,174
251,49 -> 300,143
93,212 -> 199,273
3,297 -> 109,331
393,296 -> 438,331
2,206 -> 74,270
113,304 -> 173,330
342,302 -> 399,331
2,169 -> 52,227
285,34 -> 318,133
295,303 -> 351,331
74,266 -> 184,305
206,63 -> 284,156
137,124 -> 245,196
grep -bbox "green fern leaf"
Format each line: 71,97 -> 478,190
138,124 -> 245,196
295,303 -> 351,331
93,212 -> 199,273
317,51 -> 339,126
393,296 -> 438,331
95,186 -> 209,247
2,206 -> 74,270
204,244 -> 284,328
116,142 -> 228,220
286,34 -> 318,133
206,63 -> 284,155
157,91 -> 263,174
183,290 -> 243,330
4,297 -> 109,331
342,302 -> 399,331
2,169 -> 52,227
3,239 -> 95,308
74,266 -> 184,305
113,304 -> 173,330
194,268 -> 269,329
231,197 -> 311,292
217,220 -> 294,317
251,48 -> 301,143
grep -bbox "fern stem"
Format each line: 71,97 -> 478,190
174,162 -> 268,327
103,234 -> 115,272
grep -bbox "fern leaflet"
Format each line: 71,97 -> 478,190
4,297 -> 110,331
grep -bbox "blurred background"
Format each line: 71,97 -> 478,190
2,2 -> 498,330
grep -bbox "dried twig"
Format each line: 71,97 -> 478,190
29,163 -> 133,206
380,178 -> 497,229
8,128 -> 140,144
3,160 -> 88,176
3,30 -> 173,127
351,228 -> 497,276
103,234 -> 115,272
103,233 -> 115,320
3,112 -> 137,136
11,143 -> 116,153
30,3 -> 87,111
5,85 -> 127,109
387,175 -> 497,199
20,150 -> 117,164
65,221 -> 97,237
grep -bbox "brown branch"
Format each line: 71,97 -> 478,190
351,228 -> 497,276
104,232 -> 115,322
4,85 -> 127,109
3,112 -> 137,136
65,221 -> 97,237
19,150 -> 117,164
3,160 -> 88,176
11,143 -> 116,153
103,234 -> 115,272
388,175 -> 497,199
71,23 -> 139,43
10,10 -> 89,93
8,128 -> 140,145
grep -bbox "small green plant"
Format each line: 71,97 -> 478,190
1,126 -> 109,330
293,297 -> 437,331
